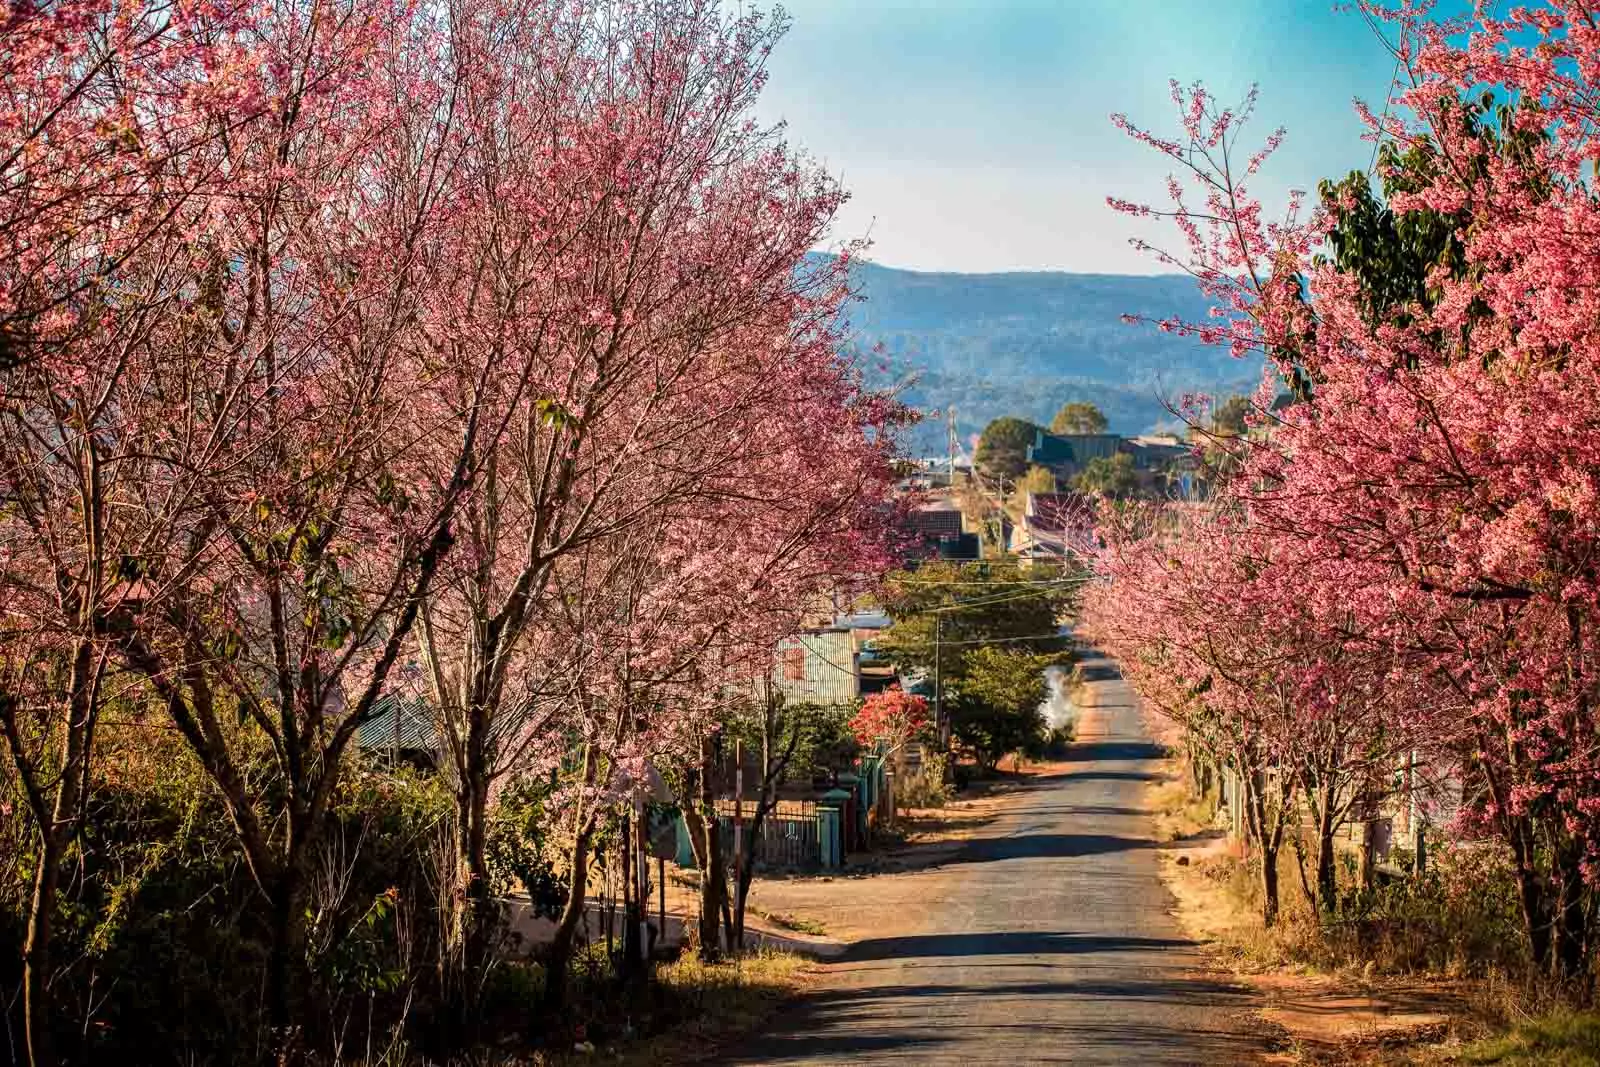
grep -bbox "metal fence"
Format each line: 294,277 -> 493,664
714,800 -> 820,870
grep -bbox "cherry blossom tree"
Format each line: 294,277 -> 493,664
0,3 -> 312,1058
0,1 -> 512,1050
1108,0 -> 1600,978
378,0 -> 903,993
1086,504 -> 1422,919
1,0 -> 900,1052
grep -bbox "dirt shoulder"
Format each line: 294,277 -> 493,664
728,761 -> 1069,945
1148,761 -> 1483,1064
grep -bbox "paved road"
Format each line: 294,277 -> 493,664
725,654 -> 1266,1065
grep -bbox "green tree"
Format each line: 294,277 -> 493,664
949,646 -> 1051,771
1050,401 -> 1109,435
974,416 -> 1041,487
1006,464 -> 1057,519
1190,394 -> 1250,486
874,560 -> 1074,683
1209,395 -> 1248,437
1072,452 -> 1139,499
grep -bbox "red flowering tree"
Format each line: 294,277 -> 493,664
851,686 -> 931,758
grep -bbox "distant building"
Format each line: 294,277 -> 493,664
1026,427 -> 1197,498
1008,490 -> 1094,565
1026,430 -> 1122,477
902,499 -> 980,561
770,628 -> 860,707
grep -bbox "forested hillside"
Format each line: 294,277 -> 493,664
825,255 -> 1263,451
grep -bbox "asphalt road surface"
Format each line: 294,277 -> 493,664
724,654 -> 1267,1065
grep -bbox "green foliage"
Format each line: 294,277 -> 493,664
874,560 -> 1075,683
1072,451 -> 1139,499
1189,394 -> 1250,485
318,889 -> 407,997
783,702 -> 863,779
949,646 -> 1052,770
1208,395 -> 1248,438
2,726 -> 459,1065
1455,1011 -> 1600,1065
1306,845 -> 1528,978
486,775 -> 568,920
1006,464 -> 1057,518
974,416 -> 1042,486
1050,400 -> 1109,435
1308,95 -> 1539,384
1318,140 -> 1469,329
728,700 -> 861,784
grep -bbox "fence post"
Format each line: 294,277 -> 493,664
816,803 -> 841,868
673,812 -> 696,868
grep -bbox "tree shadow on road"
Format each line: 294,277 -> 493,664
840,929 -> 1193,963
953,830 -> 1156,863
1056,739 -> 1166,763
720,943 -> 1273,1063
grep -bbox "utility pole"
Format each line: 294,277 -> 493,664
946,406 -> 959,485
733,738 -> 744,889
934,613 -> 947,749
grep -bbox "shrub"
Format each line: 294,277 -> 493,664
1306,844 -> 1528,977
896,753 -> 952,810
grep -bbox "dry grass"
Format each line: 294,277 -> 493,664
1436,1011 -> 1600,1065
540,948 -> 813,1065
1146,760 -> 1508,1063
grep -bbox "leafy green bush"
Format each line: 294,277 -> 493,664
486,775 -> 568,920
1,725 -> 462,1066
1309,844 -> 1528,977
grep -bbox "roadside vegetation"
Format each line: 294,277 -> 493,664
1085,3 -> 1600,1057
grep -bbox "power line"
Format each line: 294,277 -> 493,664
923,586 -> 1078,612
872,631 -> 1071,648
884,575 -> 1090,588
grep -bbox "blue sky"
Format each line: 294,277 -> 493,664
754,0 -> 1406,274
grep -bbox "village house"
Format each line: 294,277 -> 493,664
1008,490 -> 1094,565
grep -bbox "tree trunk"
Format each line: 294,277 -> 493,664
266,868 -> 309,1064
544,745 -> 598,1007
731,798 -> 773,951
454,751 -> 500,1044
1359,782 -> 1379,892
458,750 -> 499,996
22,829 -> 64,1067
1551,843 -> 1592,987
544,819 -> 595,1009
1315,779 -> 1338,911
1260,844 -> 1281,927
620,810 -> 645,983
17,637 -> 95,1067
683,736 -> 727,962
1242,763 -> 1282,927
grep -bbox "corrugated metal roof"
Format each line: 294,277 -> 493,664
353,695 -> 532,753
772,630 -> 859,707
356,695 -> 435,751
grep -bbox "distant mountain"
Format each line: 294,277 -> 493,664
821,255 -> 1264,455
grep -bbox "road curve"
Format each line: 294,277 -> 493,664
723,653 -> 1267,1065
